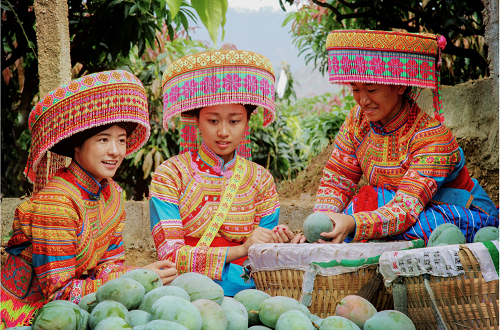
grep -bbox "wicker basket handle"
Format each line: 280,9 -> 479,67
423,274 -> 449,330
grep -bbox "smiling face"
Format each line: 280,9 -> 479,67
196,104 -> 249,164
350,82 -> 407,125
73,124 -> 127,182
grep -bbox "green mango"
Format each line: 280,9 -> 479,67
364,310 -> 416,330
220,297 -> 248,330
258,296 -> 302,329
320,316 -> 360,329
151,295 -> 202,330
248,327 -> 272,330
78,292 -> 98,313
473,226 -> 499,243
32,305 -> 78,330
233,289 -> 270,326
192,299 -> 228,330
128,310 -> 152,327
144,320 -> 189,329
303,213 -> 333,243
334,295 -> 376,329
310,314 -> 323,327
137,286 -> 190,314
428,223 -> 465,247
121,269 -> 162,294
275,310 -> 314,330
170,272 -> 224,305
89,300 -> 129,330
94,316 -> 132,330
96,278 -> 145,310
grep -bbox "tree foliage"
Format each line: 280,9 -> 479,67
1,0 -> 227,197
281,0 -> 488,85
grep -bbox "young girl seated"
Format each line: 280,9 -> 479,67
1,71 -> 177,328
149,50 -> 295,296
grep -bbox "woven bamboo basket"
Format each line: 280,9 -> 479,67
252,266 -> 393,318
398,244 -> 499,330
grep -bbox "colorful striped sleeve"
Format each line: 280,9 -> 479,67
253,168 -> 280,230
149,161 -> 227,280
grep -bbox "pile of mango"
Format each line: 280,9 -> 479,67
7,269 -> 417,330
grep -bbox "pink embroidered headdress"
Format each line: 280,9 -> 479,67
161,50 -> 276,159
26,70 -> 150,192
326,30 -> 447,122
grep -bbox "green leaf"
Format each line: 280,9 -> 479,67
166,0 -> 183,18
137,0 -> 152,14
191,0 -> 227,45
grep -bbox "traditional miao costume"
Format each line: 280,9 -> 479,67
314,30 -> 499,244
150,50 -> 280,296
1,70 -> 150,328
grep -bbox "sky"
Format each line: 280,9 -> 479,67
188,0 -> 336,97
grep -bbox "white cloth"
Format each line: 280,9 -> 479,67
379,241 -> 499,286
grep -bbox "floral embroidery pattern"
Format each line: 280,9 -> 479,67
199,76 -> 221,94
222,74 -> 243,92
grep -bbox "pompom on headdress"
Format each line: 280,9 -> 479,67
26,70 -> 150,193
161,50 -> 276,159
326,30 -> 447,122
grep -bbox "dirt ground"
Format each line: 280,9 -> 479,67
2,138 -> 498,268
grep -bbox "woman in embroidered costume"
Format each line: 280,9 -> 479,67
299,30 -> 498,245
1,70 -> 177,329
150,50 -> 295,296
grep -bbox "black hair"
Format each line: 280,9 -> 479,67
50,122 -> 137,158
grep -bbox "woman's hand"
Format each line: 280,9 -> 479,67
317,211 -> 356,244
242,227 -> 279,250
272,225 -> 296,243
142,260 -> 178,285
290,233 -> 307,244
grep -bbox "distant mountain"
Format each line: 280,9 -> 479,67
190,6 -> 335,98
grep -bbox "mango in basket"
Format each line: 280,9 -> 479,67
233,289 -> 271,326
334,295 -> 376,329
89,300 -> 129,330
128,309 -> 152,327
319,316 -> 360,329
303,213 -> 333,243
258,296 -> 302,328
170,272 -> 224,305
275,310 -> 314,330
364,310 -> 415,330
192,299 -> 228,330
78,291 -> 98,313
473,226 -> 499,243
248,326 -> 271,329
427,223 -> 465,247
137,285 -> 190,314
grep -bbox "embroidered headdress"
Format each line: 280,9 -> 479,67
326,30 -> 447,122
26,70 -> 150,192
161,50 -> 276,159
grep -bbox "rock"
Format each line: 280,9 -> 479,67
94,316 -> 133,329
334,295 -> 376,328
96,277 -> 145,310
137,285 -> 190,314
275,310 -> 314,330
121,269 -> 163,294
233,289 -> 270,326
89,300 -> 129,330
303,213 -> 333,243
170,272 -> 224,305
473,226 -> 499,243
151,295 -> 202,330
258,296 -> 302,329
192,299 -> 228,330
364,310 -> 416,330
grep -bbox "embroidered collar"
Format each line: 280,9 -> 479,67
370,99 -> 414,135
197,141 -> 237,174
68,161 -> 108,199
